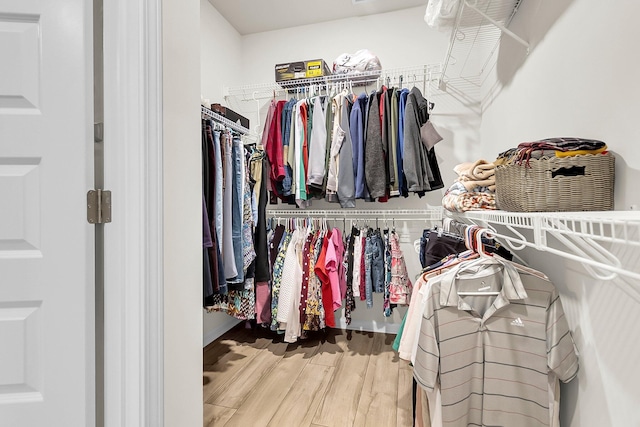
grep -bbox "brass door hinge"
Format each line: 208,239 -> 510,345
87,189 -> 112,224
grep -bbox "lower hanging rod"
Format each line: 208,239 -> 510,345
266,208 -> 443,220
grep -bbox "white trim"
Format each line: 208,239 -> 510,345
143,0 -> 164,425
103,0 -> 163,425
336,319 -> 403,335
203,317 -> 242,348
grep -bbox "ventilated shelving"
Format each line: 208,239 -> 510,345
438,0 -> 528,106
450,210 -> 640,281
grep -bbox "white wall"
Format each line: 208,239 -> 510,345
481,1 -> 640,426
163,0 -> 202,425
200,0 -> 243,102
200,0 -> 243,346
240,6 -> 447,84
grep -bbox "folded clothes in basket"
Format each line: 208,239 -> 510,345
496,137 -> 608,166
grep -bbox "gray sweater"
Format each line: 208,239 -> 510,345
364,90 -> 386,199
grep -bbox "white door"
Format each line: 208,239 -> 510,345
0,0 -> 94,425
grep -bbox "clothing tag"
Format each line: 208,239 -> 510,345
477,281 -> 490,292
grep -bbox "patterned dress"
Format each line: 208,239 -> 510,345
270,231 -> 292,330
304,230 -> 325,331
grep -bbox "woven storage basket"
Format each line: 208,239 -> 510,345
495,152 -> 615,212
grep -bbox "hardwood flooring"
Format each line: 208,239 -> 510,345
203,324 -> 413,427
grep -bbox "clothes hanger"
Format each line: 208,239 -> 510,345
456,227 -> 502,296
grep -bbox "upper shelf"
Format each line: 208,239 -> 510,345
201,105 -> 252,135
224,64 -> 442,101
438,0 -> 528,99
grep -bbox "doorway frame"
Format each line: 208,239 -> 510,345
103,0 -> 164,424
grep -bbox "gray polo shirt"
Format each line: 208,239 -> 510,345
413,260 -> 578,426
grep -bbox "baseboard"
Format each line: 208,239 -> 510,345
336,318 -> 402,335
203,315 -> 400,347
202,316 -> 242,347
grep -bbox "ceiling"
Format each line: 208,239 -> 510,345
208,0 -> 428,35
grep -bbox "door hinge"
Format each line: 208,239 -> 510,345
87,189 -> 112,224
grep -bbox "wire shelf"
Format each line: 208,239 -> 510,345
439,0 -> 526,98
224,64 -> 443,101
201,105 -> 252,135
267,208 -> 443,222
457,210 -> 640,246
449,209 -> 640,280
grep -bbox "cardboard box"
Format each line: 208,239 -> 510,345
275,59 -> 332,83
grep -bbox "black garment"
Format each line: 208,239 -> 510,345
344,226 -> 359,325
420,230 -> 468,268
269,224 -> 286,268
405,88 -> 444,195
254,153 -> 270,282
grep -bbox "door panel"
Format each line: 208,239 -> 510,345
0,0 -> 94,425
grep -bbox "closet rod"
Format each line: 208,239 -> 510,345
266,208 -> 443,221
201,105 -> 252,135
224,64 -> 443,101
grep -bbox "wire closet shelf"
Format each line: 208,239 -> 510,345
449,210 -> 640,281
201,105 -> 252,135
267,208 -> 443,220
438,0 -> 527,94
224,64 -> 443,102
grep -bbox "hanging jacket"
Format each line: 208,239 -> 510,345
389,88 -> 400,196
350,93 -> 368,199
403,87 -> 444,193
397,89 -> 410,197
337,95 -> 356,208
364,90 -> 385,199
307,96 -> 327,190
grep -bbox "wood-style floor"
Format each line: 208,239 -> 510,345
203,324 -> 413,427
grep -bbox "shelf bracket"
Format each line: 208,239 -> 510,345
464,0 -> 530,53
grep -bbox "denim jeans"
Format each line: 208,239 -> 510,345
229,136 -> 245,284
222,133 -> 238,280
213,131 -> 224,245
364,235 -> 374,309
370,230 -> 385,293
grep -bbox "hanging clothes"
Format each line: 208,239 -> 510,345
260,83 -> 444,207
365,90 -> 385,199
307,96 -> 327,192
350,93 -> 369,199
304,229 -> 326,331
337,95 -> 356,208
395,224 -> 574,427
403,87 -> 444,194
413,259 -> 578,427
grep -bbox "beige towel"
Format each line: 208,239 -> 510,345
454,159 -> 496,192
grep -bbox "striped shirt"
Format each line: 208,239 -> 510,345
413,260 -> 578,426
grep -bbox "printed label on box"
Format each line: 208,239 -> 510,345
306,61 -> 323,77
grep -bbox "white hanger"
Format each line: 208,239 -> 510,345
456,227 -> 501,296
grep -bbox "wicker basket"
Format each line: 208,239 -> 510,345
495,153 -> 615,212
